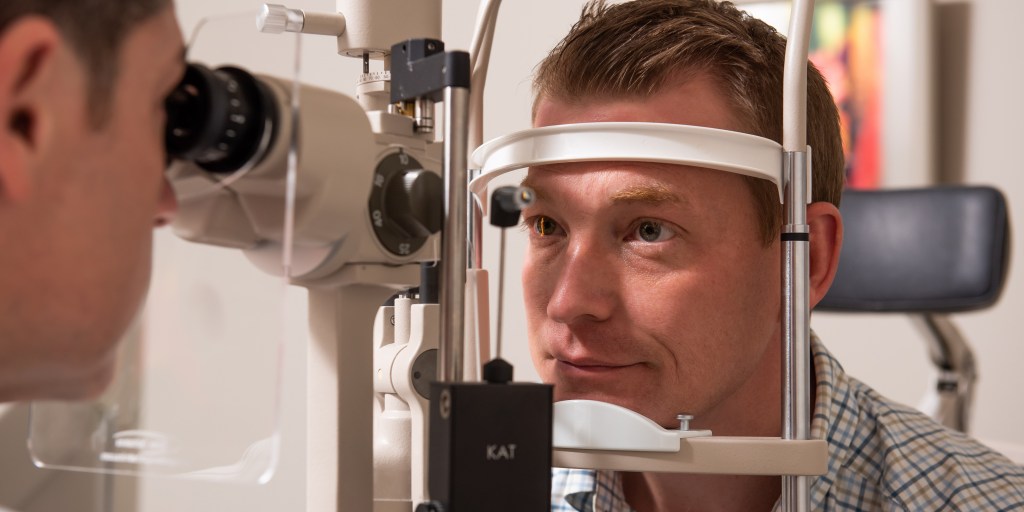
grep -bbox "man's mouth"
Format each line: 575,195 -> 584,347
556,358 -> 642,375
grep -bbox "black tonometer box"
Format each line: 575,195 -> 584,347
427,381 -> 553,511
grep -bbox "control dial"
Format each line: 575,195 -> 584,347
368,151 -> 442,256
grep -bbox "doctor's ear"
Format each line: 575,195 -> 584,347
807,200 -> 843,308
0,16 -> 61,203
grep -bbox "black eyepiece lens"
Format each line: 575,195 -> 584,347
164,63 -> 276,174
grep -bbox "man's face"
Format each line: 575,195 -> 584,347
0,6 -> 185,399
523,73 -> 783,428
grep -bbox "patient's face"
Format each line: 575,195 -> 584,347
524,73 -> 782,428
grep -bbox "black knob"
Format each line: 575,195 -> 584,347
415,501 -> 445,512
483,358 -> 514,384
384,169 -> 443,237
368,151 -> 440,257
490,186 -> 534,228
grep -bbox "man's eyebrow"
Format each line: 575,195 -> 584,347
519,176 -> 682,206
610,184 -> 680,205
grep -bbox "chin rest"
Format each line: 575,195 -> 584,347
817,186 -> 1011,432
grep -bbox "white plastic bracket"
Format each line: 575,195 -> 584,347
470,122 -> 786,215
553,400 -> 711,452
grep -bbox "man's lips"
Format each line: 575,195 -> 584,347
556,358 -> 643,374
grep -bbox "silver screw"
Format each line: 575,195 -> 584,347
439,389 -> 452,420
677,414 -> 694,431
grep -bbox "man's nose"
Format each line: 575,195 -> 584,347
545,239 -> 617,325
154,177 -> 178,227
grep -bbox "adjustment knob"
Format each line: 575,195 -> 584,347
490,186 -> 535,228
368,151 -> 441,257
257,4 -> 288,33
384,169 -> 443,237
257,3 -> 303,34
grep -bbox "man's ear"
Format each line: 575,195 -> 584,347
0,16 -> 61,203
807,200 -> 843,308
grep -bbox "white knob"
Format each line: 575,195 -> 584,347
257,3 -> 303,34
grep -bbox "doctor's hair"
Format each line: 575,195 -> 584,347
533,0 -> 844,246
0,0 -> 172,127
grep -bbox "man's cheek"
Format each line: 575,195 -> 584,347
521,262 -> 550,314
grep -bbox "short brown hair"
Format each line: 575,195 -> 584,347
0,0 -> 172,126
533,0 -> 844,245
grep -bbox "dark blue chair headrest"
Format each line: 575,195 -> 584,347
817,186 -> 1010,313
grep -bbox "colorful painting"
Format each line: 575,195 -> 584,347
743,1 -> 883,189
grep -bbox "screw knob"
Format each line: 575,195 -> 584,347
257,4 -> 288,33
677,414 -> 694,431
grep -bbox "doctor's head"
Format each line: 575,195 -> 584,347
0,0 -> 185,401
521,0 -> 844,430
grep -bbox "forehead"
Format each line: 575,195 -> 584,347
528,71 -> 752,211
533,71 -> 742,131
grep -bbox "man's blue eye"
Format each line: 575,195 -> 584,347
635,220 -> 673,242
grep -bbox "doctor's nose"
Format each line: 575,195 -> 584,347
154,178 -> 178,228
545,240 -> 617,325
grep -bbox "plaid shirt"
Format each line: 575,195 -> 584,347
551,334 -> 1024,511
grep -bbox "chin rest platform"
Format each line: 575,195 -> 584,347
818,186 -> 1011,432
552,400 -> 827,476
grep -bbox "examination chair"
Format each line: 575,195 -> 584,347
817,186 -> 1011,433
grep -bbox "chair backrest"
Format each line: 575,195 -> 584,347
818,186 -> 1011,313
816,185 -> 1012,432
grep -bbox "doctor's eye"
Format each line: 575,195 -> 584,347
529,215 -> 562,237
633,220 -> 675,243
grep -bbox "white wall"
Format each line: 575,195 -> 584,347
953,0 -> 1024,459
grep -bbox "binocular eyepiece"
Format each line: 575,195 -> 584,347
164,63 -> 278,174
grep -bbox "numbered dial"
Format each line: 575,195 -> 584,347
368,151 -> 443,257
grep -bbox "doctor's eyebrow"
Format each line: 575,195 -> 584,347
160,46 -> 188,92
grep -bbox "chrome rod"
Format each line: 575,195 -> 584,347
496,229 -> 506,358
782,150 -> 811,512
912,314 -> 976,432
468,169 -> 484,269
781,1 -> 815,509
439,86 -> 470,383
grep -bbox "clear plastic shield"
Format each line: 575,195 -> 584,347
29,11 -> 303,483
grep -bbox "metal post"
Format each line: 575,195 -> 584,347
468,169 -> 484,269
439,86 -> 470,383
781,0 -> 815,508
782,150 -> 811,512
496,229 -> 507,358
912,314 -> 976,432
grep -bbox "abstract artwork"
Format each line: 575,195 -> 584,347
743,1 -> 883,188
